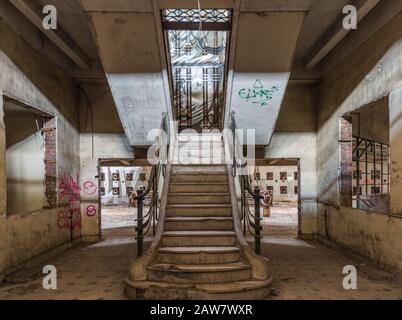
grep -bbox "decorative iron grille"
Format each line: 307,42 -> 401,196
161,9 -> 232,23
167,30 -> 227,130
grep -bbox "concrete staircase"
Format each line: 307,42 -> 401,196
125,133 -> 272,300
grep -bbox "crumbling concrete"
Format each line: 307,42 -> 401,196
0,21 -> 80,278
317,11 -> 402,274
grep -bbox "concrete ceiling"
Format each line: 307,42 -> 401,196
36,0 -> 99,60
295,0 -> 352,59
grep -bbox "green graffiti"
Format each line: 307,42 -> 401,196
238,79 -> 279,107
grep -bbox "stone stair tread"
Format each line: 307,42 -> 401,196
167,204 -> 231,208
163,230 -> 235,237
169,192 -> 230,196
159,246 -> 240,254
170,182 -> 228,185
148,262 -> 250,273
165,216 -> 233,221
195,278 -> 273,293
126,278 -> 272,294
172,172 -> 226,175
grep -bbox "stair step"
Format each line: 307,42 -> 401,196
126,278 -> 272,300
173,147 -> 224,153
147,262 -> 251,284
168,193 -> 231,205
171,174 -> 228,183
176,136 -> 222,142
172,165 -> 226,174
171,157 -> 226,165
170,182 -> 229,193
158,246 -> 240,264
165,217 -> 234,231
163,231 -> 236,246
166,204 -> 232,217
175,141 -> 223,146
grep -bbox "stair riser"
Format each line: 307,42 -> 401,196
166,207 -> 232,217
131,285 -> 271,300
171,158 -> 226,165
162,235 -> 236,247
175,141 -> 223,146
158,252 -> 240,264
173,148 -> 225,158
168,195 -> 231,204
174,145 -> 223,150
147,269 -> 251,284
165,220 -> 234,231
170,184 -> 229,193
171,174 -> 228,183
172,166 -> 226,174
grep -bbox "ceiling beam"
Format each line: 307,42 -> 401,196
9,0 -> 91,69
305,0 -> 380,69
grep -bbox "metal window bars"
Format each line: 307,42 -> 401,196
352,135 -> 390,209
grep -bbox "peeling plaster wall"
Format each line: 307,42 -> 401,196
317,13 -> 402,273
79,134 -> 133,241
230,12 -> 305,145
265,84 -> 318,237
0,22 -> 80,278
87,11 -> 169,146
266,133 -> 317,237
77,79 -> 134,241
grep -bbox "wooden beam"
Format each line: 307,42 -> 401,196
9,0 -> 91,69
305,0 -> 380,69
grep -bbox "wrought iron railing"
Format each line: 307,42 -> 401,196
228,111 -> 263,254
132,113 -> 170,257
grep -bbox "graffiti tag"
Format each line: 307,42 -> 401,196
83,181 -> 97,195
86,205 -> 97,217
239,79 -> 279,107
59,174 -> 80,204
57,208 -> 81,230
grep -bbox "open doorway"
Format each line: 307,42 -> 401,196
250,159 -> 301,238
98,162 -> 151,231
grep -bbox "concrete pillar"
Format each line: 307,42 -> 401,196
389,87 -> 402,214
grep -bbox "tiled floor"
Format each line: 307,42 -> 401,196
1,204 -> 401,300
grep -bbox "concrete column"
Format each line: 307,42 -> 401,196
389,87 -> 402,214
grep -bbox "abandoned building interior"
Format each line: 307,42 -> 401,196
0,0 -> 402,300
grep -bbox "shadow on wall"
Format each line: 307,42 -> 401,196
317,15 -> 402,129
0,23 -> 78,128
3,99 -> 50,214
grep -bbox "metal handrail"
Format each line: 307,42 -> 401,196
132,112 -> 170,257
228,111 -> 263,254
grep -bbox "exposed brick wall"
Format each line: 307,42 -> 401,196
43,117 -> 57,208
339,116 -> 353,207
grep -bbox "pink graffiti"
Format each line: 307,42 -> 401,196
59,174 -> 80,204
57,208 -> 81,230
86,205 -> 97,217
83,181 -> 97,195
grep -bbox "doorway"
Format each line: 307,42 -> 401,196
251,159 -> 301,238
98,160 -> 151,233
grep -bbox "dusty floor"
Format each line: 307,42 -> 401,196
0,203 -> 401,300
101,205 -> 139,229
